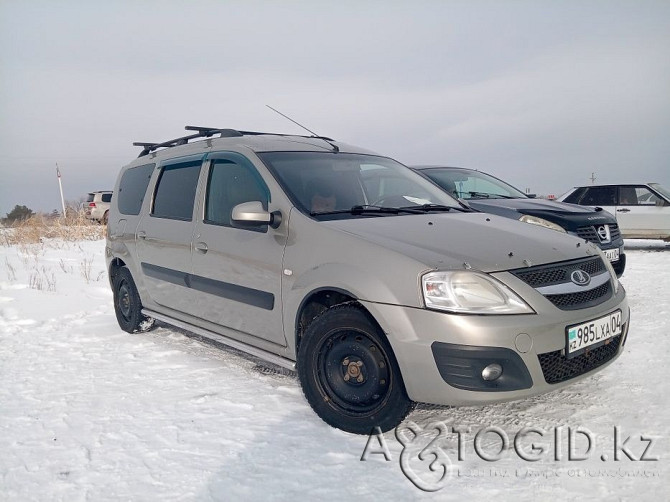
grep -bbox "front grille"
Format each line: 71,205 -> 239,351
511,257 -> 611,310
576,224 -> 621,244
576,226 -> 599,243
609,224 -> 621,240
512,257 -> 605,288
538,334 -> 622,384
545,281 -> 612,310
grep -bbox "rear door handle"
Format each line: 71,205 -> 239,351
616,208 -> 630,213
195,242 -> 208,253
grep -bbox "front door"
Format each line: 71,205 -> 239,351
189,152 -> 288,347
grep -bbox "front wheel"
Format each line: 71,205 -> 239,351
113,267 -> 154,333
297,304 -> 413,434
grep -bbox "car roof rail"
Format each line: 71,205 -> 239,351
133,125 -> 336,157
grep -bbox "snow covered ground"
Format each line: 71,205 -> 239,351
1,237 -> 668,501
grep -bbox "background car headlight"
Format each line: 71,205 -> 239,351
519,215 -> 566,233
422,271 -> 535,314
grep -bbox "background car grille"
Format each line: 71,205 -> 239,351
538,334 -> 623,384
576,223 -> 621,244
511,257 -> 612,310
609,225 -> 621,240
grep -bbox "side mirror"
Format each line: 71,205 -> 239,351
231,201 -> 282,229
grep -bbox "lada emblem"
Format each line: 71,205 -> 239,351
570,269 -> 591,286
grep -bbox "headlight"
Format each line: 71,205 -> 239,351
519,215 -> 566,233
422,271 -> 535,314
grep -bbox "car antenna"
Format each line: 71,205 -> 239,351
266,105 -> 339,152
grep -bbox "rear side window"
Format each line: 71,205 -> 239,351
101,193 -> 112,203
152,160 -> 202,220
619,186 -> 663,206
118,164 -> 155,216
86,193 -> 95,203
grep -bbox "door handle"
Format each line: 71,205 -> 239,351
195,242 -> 208,253
616,208 -> 630,213
137,231 -> 147,239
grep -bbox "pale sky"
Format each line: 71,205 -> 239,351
1,0 -> 669,216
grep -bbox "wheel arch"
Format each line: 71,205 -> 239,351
294,286 -> 384,355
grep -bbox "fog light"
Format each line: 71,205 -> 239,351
482,363 -> 503,381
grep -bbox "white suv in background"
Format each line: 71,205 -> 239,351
84,191 -> 113,224
558,183 -> 670,241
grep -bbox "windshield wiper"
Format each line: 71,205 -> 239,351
467,191 -> 517,199
310,205 -> 424,216
398,203 -> 469,213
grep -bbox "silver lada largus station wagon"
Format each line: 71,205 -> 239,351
106,126 -> 630,434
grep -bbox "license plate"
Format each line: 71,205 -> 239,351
604,248 -> 620,262
566,310 -> 622,359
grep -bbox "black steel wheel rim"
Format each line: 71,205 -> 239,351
316,329 -> 391,414
118,280 -> 132,321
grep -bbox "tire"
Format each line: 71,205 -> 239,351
102,211 -> 109,225
113,267 -> 154,333
297,304 -> 414,434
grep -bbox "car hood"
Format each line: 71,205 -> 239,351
467,198 -> 616,227
325,212 -> 599,273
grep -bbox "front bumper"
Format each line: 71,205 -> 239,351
361,285 -> 629,406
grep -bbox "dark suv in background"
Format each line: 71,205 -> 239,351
414,166 -> 626,276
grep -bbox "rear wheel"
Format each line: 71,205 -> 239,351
113,267 -> 154,333
297,304 -> 413,434
102,211 -> 109,225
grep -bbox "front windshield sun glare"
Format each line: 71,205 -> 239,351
259,152 -> 461,218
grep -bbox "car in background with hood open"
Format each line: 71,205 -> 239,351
413,166 -> 626,277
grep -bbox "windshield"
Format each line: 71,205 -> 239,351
259,152 -> 461,218
650,183 -> 670,201
421,168 -> 528,199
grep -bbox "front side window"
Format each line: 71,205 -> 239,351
152,160 -> 202,220
205,157 -> 269,227
580,187 -> 617,206
259,152 -> 459,218
118,164 -> 154,216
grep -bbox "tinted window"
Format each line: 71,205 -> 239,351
205,157 -> 269,228
101,193 -> 112,203
86,193 -> 95,203
152,160 -> 202,220
562,187 -> 587,204
118,164 -> 155,215
580,187 -> 616,206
